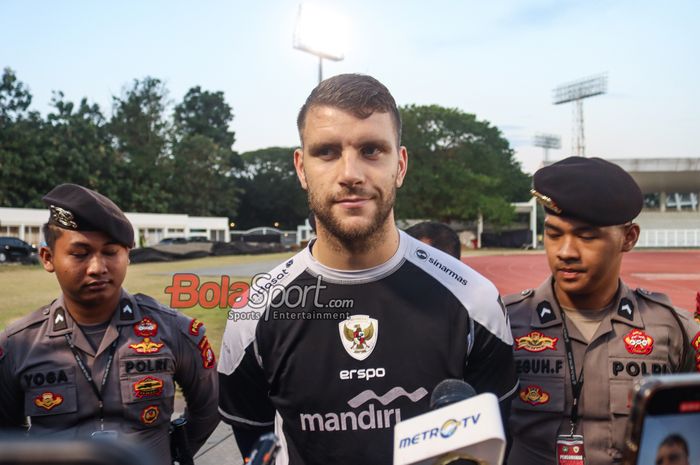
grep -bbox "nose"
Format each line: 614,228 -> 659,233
86,253 -> 108,276
556,235 -> 580,262
338,151 -> 365,188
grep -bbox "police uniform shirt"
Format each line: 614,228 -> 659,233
505,279 -> 700,465
0,290 -> 219,465
218,231 -> 518,465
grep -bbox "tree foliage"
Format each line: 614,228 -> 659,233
0,68 -> 48,207
0,70 -> 531,233
0,68 -> 243,219
235,147 -> 308,230
396,104 -> 530,224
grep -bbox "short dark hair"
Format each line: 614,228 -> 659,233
659,433 -> 689,456
405,222 -> 461,259
42,223 -> 63,250
296,73 -> 402,145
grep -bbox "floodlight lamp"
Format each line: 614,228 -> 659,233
293,3 -> 348,61
553,73 -> 608,105
534,134 -> 561,149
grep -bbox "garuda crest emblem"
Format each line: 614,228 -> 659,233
339,315 -> 378,361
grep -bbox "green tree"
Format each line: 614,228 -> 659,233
174,86 -> 236,149
109,77 -> 172,212
43,92 -> 122,199
235,147 -> 307,230
396,104 -> 530,224
0,68 -> 49,207
169,86 -> 241,217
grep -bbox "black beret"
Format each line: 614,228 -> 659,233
532,156 -> 643,226
42,184 -> 135,247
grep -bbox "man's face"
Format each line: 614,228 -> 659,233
544,215 -> 637,302
40,229 -> 129,308
656,443 -> 689,465
294,105 -> 407,244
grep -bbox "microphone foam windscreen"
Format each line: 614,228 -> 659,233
429,379 -> 477,410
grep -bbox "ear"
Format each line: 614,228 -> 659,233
621,223 -> 640,252
39,246 -> 55,273
294,148 -> 308,190
395,146 -> 408,188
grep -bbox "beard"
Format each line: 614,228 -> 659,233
307,183 -> 396,253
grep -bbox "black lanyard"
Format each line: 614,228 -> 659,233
559,310 -> 584,434
64,329 -> 119,430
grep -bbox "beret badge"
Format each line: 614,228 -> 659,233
530,189 -> 562,214
49,205 -> 78,229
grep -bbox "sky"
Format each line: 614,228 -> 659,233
1,0 -> 698,173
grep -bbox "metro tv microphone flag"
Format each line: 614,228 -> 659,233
393,380 -> 506,465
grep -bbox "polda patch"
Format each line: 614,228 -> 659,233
624,329 -> 654,355
133,318 -> 158,338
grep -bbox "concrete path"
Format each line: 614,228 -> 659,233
194,421 -> 242,465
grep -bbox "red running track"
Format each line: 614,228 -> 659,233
464,250 -> 700,312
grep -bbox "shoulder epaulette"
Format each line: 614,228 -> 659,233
5,305 -> 52,337
503,289 -> 534,307
635,288 -> 674,310
134,293 -> 177,316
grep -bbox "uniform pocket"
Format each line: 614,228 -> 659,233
608,357 -> 669,415
22,367 -> 78,418
119,357 -> 175,428
513,377 -> 565,413
25,385 -> 78,418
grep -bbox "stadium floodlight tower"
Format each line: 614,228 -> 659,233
533,133 -> 561,163
293,3 -> 347,84
553,73 -> 607,157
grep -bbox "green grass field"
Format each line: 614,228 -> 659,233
0,252 -> 295,355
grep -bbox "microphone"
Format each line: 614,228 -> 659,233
393,380 -> 506,465
245,432 -> 280,465
430,379 -> 478,411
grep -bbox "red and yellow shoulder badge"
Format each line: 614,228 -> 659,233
624,329 -> 654,355
198,336 -> 216,369
129,338 -> 164,354
189,319 -> 204,337
692,332 -> 700,352
134,317 -> 158,337
519,385 -> 550,405
691,332 -> 700,372
34,392 -> 64,410
515,331 -> 559,352
140,405 -> 160,425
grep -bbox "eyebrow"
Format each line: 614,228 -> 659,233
306,137 -> 393,155
543,223 -> 600,234
68,240 -> 121,248
306,142 -> 342,155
